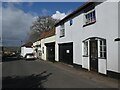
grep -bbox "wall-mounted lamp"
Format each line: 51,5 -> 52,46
114,38 -> 120,41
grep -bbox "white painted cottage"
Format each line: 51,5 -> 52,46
40,30 -> 55,61
55,1 -> 120,78
33,28 -> 55,61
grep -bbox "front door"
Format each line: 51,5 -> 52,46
90,40 -> 98,72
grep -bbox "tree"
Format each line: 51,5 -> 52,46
27,16 -> 59,42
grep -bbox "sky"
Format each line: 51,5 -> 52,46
1,2 -> 86,47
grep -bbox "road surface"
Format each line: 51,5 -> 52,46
2,57 -> 119,89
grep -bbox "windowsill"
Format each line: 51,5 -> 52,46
83,55 -> 88,57
60,36 -> 65,38
98,57 -> 106,59
83,21 -> 96,27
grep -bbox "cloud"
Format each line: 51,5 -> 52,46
27,2 -> 33,7
41,8 -> 49,16
51,11 -> 66,20
2,4 -> 35,46
66,9 -> 73,15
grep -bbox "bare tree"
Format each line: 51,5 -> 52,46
27,16 -> 59,42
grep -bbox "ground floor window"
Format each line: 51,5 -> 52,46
99,40 -> 106,59
83,41 -> 88,56
42,47 -> 44,54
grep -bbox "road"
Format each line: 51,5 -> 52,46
2,57 -> 119,89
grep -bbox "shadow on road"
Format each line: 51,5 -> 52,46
2,71 -> 52,89
2,56 -> 22,62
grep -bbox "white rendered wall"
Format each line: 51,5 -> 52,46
56,2 -> 119,73
41,39 -> 46,60
118,1 -> 120,72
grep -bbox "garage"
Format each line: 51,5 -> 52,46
59,42 -> 73,65
45,42 -> 55,62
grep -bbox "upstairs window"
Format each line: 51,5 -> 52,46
84,9 -> 96,25
60,24 -> 65,37
100,40 -> 106,59
70,19 -> 73,26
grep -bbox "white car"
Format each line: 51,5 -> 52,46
25,53 -> 35,60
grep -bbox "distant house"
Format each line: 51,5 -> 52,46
33,28 -> 55,61
55,1 -> 120,77
21,42 -> 34,57
41,28 -> 55,61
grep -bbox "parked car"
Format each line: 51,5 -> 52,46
25,53 -> 35,60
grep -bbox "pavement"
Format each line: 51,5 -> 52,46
2,57 -> 120,89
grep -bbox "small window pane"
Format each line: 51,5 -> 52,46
100,52 -> 102,57
100,46 -> 102,51
103,40 -> 106,45
42,47 -> 44,54
103,46 -> 106,51
83,41 -> 88,56
104,52 -> 106,58
70,19 -> 73,26
100,41 -> 102,45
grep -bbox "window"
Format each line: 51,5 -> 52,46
84,9 -> 96,25
39,50 -> 42,56
60,24 -> 65,37
42,47 -> 44,54
83,41 -> 88,56
70,19 -> 73,26
100,40 -> 106,59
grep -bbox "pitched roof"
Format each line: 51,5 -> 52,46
21,42 -> 33,47
41,28 -> 55,39
55,2 -> 94,27
55,0 -> 106,27
35,28 -> 55,42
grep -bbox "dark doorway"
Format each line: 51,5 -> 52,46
59,43 -> 73,65
45,42 -> 55,62
90,40 -> 98,72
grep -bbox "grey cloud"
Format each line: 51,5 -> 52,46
2,4 -> 34,46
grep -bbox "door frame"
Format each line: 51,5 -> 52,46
83,37 -> 107,73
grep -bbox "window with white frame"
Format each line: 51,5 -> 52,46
42,47 -> 44,54
100,40 -> 106,59
84,9 -> 96,25
70,19 -> 73,26
83,41 -> 88,56
60,24 -> 65,37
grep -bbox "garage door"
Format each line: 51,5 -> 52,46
59,43 -> 73,65
45,42 -> 55,62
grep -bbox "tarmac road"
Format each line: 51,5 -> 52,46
2,57 -> 119,89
